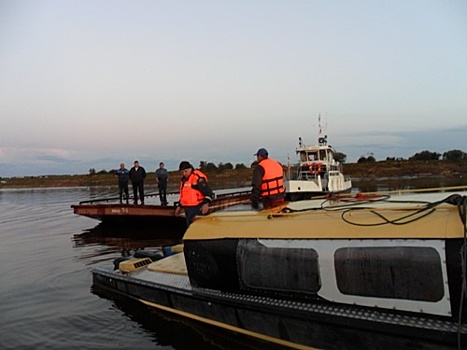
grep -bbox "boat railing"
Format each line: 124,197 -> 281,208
77,189 -> 251,205
328,170 -> 343,177
77,190 -> 179,205
297,170 -> 319,181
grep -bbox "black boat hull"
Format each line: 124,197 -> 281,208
92,267 -> 464,350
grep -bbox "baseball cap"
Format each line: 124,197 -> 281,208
254,148 -> 268,157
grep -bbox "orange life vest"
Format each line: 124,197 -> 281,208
179,170 -> 208,206
259,158 -> 285,197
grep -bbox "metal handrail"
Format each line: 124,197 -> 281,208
78,189 -> 251,205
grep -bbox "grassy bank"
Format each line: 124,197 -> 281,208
1,160 -> 466,189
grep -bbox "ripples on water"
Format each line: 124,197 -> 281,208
1,179 -> 466,349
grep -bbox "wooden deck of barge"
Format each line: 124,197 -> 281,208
71,190 -> 251,224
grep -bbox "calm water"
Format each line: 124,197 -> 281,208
0,187 -> 280,350
1,177 -> 466,350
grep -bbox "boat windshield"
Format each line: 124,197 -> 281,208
299,151 -> 318,162
298,149 -> 333,162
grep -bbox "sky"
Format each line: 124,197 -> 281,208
1,0 -> 466,177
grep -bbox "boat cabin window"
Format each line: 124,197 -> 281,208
319,150 -> 326,161
237,240 -> 320,296
299,152 -> 312,162
334,247 -> 444,302
299,151 -> 318,162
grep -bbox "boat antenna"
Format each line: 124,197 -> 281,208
318,113 -> 328,146
318,113 -> 322,138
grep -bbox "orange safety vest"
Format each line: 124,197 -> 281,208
259,158 -> 285,197
179,170 -> 208,206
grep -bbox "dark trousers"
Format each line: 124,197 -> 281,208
132,181 -> 145,204
118,182 -> 129,203
183,203 -> 204,226
158,181 -> 168,205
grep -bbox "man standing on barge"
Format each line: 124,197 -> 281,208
174,161 -> 214,225
114,163 -> 129,204
129,160 -> 146,205
155,162 -> 169,206
251,148 -> 285,209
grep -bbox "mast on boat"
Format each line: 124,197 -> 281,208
318,113 -> 328,146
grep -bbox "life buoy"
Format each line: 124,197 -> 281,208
309,162 -> 321,174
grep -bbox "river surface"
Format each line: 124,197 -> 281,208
1,177 -> 466,350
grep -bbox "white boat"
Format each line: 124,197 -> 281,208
92,189 -> 467,349
285,133 -> 352,201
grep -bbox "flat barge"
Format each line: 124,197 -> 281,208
71,190 -> 251,225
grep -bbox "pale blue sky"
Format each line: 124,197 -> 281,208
1,0 -> 466,177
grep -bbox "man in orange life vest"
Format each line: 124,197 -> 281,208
174,161 -> 214,225
251,148 -> 285,209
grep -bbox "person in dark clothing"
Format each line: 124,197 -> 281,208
251,148 -> 285,209
155,162 -> 169,206
129,160 -> 146,205
114,163 -> 130,204
174,161 -> 214,225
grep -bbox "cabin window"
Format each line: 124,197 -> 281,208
237,240 -> 320,295
298,152 -> 307,162
334,247 -> 444,302
303,152 -> 317,162
319,150 -> 326,160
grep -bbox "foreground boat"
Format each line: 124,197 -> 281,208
285,133 -> 352,201
92,191 -> 467,349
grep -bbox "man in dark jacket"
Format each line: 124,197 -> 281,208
129,160 -> 146,205
155,162 -> 169,206
114,163 -> 129,204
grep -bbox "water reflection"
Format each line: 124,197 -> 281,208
352,175 -> 466,194
72,222 -> 182,266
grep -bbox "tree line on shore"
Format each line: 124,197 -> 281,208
335,149 -> 467,163
87,149 -> 467,175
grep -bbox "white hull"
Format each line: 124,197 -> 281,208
285,173 -> 352,201
285,175 -> 352,194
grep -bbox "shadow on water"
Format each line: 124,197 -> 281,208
92,287 -> 290,350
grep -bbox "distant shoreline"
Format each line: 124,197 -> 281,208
1,160 -> 466,189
